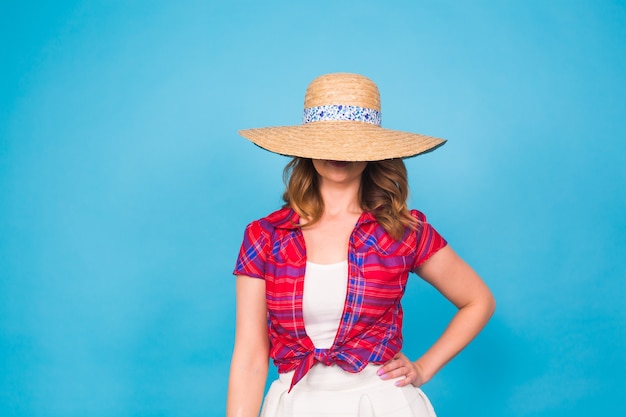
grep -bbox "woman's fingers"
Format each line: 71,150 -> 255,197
378,354 -> 408,375
377,353 -> 425,387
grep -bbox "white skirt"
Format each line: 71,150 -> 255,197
260,364 -> 437,417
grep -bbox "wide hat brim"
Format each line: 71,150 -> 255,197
239,121 -> 446,162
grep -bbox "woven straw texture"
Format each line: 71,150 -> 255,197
239,73 -> 446,161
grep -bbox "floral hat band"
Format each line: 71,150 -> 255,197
302,105 -> 381,126
238,73 -> 446,162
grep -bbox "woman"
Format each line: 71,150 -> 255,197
227,73 -> 495,417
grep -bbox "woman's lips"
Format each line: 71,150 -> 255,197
328,160 -> 349,168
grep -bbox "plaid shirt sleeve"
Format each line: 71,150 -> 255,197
233,219 -> 270,279
411,209 -> 447,270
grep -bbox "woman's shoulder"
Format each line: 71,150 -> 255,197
246,207 -> 299,232
405,209 -> 444,241
408,208 -> 428,223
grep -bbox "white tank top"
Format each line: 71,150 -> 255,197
302,260 -> 348,349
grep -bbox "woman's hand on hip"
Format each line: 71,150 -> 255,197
377,352 -> 427,387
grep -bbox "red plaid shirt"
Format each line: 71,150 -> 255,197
233,207 -> 447,391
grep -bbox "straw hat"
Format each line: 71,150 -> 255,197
238,73 -> 446,161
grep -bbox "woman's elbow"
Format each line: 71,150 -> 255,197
484,289 -> 496,319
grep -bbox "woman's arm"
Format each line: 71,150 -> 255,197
226,276 -> 270,417
379,245 -> 496,386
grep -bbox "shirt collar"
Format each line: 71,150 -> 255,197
267,207 -> 377,230
266,207 -> 300,229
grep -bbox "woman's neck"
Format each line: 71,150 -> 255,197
318,181 -> 362,217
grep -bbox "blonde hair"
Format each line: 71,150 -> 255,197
282,158 -> 417,240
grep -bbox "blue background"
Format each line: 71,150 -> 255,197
1,1 -> 625,416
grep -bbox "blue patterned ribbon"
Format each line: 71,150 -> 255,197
303,105 -> 381,126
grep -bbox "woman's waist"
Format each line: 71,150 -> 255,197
270,336 -> 403,369
277,363 -> 404,392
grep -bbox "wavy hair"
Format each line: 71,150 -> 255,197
282,158 -> 417,240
